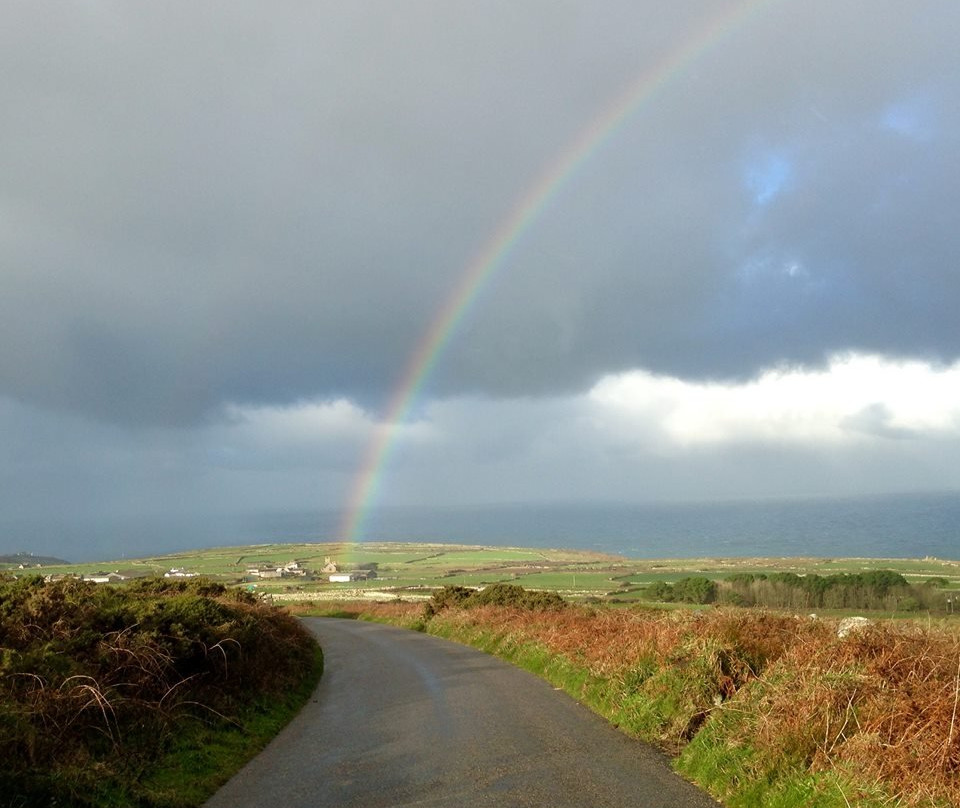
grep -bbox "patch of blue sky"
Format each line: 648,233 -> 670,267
881,97 -> 935,142
743,152 -> 793,206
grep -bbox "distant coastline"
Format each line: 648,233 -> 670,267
0,552 -> 69,566
2,490 -> 958,564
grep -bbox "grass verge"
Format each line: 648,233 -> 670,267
301,594 -> 959,807
134,643 -> 323,807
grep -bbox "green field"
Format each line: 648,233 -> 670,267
6,541 -> 960,607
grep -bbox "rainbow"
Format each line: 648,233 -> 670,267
337,0 -> 777,542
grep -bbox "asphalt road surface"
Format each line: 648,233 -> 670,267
204,618 -> 721,807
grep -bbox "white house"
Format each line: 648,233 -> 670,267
329,569 -> 375,583
84,572 -> 127,584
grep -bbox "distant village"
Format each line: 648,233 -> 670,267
5,555 -> 377,585
243,557 -> 376,583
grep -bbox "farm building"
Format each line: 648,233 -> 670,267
84,572 -> 128,584
247,561 -> 307,579
328,570 -> 376,583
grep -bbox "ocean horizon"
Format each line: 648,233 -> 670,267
2,490 -> 959,564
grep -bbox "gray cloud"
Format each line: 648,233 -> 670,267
841,403 -> 918,441
3,2 -> 959,427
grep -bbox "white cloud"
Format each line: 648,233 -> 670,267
4,351 -> 960,554
216,397 -> 438,465
223,399 -> 374,446
589,353 -> 960,446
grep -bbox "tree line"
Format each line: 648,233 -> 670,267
646,571 -> 953,612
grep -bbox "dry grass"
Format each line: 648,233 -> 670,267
754,622 -> 960,805
287,599 -> 423,622
325,596 -> 959,806
427,604 -> 805,682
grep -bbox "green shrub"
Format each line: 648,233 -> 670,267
466,582 -> 566,610
645,577 -> 717,604
673,577 -> 717,604
424,585 -> 474,616
424,583 -> 566,616
0,576 -> 317,807
645,581 -> 675,602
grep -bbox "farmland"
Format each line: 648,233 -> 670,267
6,542 -> 960,806
7,542 -> 960,614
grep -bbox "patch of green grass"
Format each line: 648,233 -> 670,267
509,571 -> 617,589
136,644 -> 323,807
675,706 -> 893,808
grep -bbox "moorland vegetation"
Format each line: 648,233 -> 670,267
6,544 -> 959,807
0,575 -> 320,808
310,585 -> 960,807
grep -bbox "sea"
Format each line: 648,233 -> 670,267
3,491 -> 959,563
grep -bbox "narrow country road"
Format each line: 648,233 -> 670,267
204,618 -> 721,807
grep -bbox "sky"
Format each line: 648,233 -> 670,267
2,1 -> 960,558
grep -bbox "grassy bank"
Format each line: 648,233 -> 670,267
1,576 -> 322,808
303,594 -> 960,807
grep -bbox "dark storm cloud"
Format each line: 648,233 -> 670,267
435,1 -> 960,393
2,1 -> 959,425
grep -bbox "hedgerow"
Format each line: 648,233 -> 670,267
0,576 -> 318,807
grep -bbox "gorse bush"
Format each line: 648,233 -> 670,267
467,582 -> 567,610
424,583 -> 566,617
124,575 -> 252,599
0,576 -> 317,807
425,584 -> 474,613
